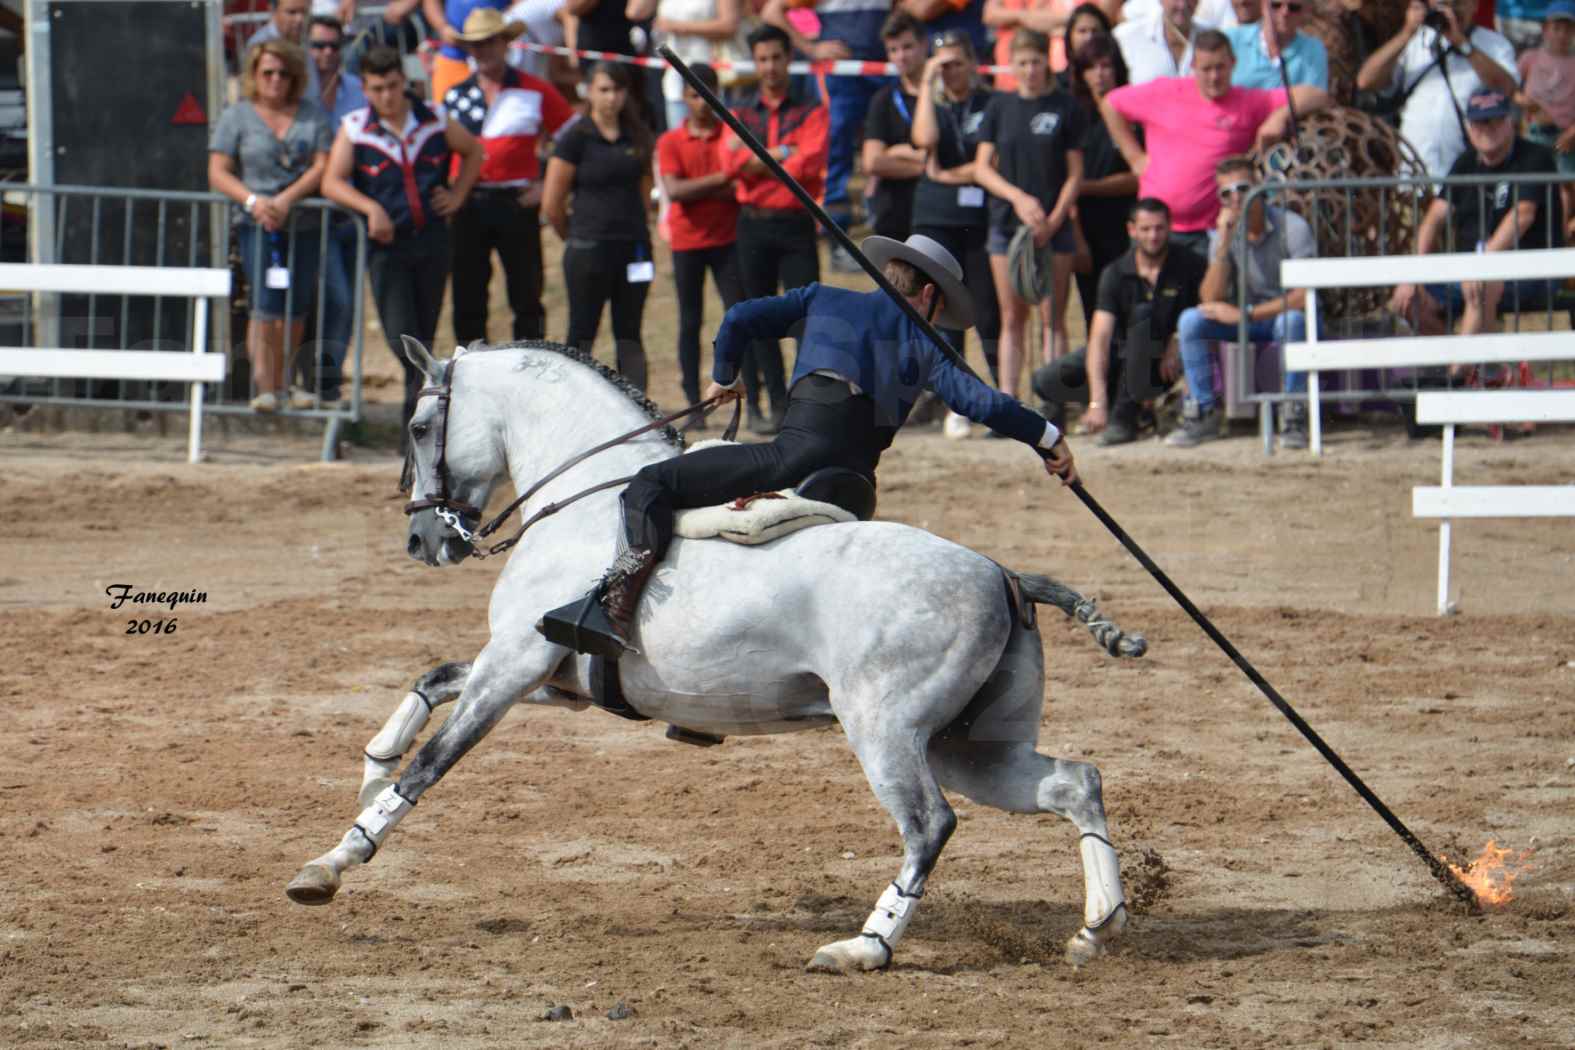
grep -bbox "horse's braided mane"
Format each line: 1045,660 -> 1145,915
463,338 -> 685,451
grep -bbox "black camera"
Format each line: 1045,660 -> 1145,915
1423,2 -> 1452,33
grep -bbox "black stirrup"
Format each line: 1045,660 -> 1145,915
796,467 -> 877,522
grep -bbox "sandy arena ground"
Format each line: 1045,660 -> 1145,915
1,241 -> 1572,1049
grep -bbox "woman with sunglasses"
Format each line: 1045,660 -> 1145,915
1223,0 -> 1329,90
1067,32 -> 1136,329
209,40 -> 334,413
973,28 -> 1086,402
910,31 -> 1000,385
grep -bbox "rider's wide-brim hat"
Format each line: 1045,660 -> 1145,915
456,8 -> 526,42
861,234 -> 974,330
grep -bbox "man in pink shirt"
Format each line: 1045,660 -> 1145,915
1098,29 -> 1330,257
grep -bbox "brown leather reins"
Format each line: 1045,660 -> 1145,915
402,357 -> 741,559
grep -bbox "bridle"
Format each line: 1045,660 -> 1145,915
401,356 -> 740,560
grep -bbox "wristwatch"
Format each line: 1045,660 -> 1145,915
1456,40 -> 1474,57
243,193 -> 257,213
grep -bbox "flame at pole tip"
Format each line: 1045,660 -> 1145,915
1441,840 -> 1535,907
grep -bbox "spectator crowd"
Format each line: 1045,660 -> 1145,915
211,0 -> 1575,451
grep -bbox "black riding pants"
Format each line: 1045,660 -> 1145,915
621,375 -> 882,560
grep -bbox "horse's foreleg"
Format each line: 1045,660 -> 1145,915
287,652 -> 545,906
806,729 -> 957,974
360,661 -> 472,807
929,739 -> 1128,967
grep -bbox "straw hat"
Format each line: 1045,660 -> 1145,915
455,8 -> 526,43
861,234 -> 974,329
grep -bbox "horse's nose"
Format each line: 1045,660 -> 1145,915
407,533 -> 423,559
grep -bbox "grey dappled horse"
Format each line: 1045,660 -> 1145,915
286,339 -> 1147,971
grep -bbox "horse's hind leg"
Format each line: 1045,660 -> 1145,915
359,662 -> 471,807
929,737 -> 1127,967
805,726 -> 958,974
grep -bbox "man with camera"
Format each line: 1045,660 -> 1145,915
1357,0 -> 1517,178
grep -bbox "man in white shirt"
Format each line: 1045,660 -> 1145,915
1356,0 -> 1518,177
1121,0 -> 1238,28
1115,0 -> 1223,84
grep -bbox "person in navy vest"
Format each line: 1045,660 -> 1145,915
540,234 -> 1080,659
322,46 -> 483,445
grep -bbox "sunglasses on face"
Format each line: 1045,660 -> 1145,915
309,40 -> 341,51
1217,181 -> 1253,201
258,68 -> 292,79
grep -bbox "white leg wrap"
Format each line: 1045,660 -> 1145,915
861,883 -> 920,952
352,784 -> 415,856
1079,832 -> 1125,928
365,692 -> 432,762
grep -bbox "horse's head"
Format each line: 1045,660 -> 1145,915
401,336 -> 505,567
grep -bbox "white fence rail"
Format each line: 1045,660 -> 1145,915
0,262 -> 230,463
1279,248 -> 1575,454
1409,389 -> 1575,615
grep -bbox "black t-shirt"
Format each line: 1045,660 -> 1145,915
978,89 -> 1088,233
1077,110 -> 1140,254
1094,245 -> 1207,348
577,0 -> 647,54
555,124 -> 650,242
864,83 -> 920,239
913,87 -> 992,230
1446,138 -> 1563,252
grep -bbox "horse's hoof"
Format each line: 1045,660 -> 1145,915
806,935 -> 888,974
285,864 -> 341,905
358,776 -> 395,809
1064,904 -> 1128,968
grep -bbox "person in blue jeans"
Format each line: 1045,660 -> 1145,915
762,0 -> 890,270
1167,155 -> 1313,450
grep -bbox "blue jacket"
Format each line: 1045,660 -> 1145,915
713,284 -> 1054,447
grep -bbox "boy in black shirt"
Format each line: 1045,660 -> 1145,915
1390,89 -> 1564,340
861,13 -> 928,242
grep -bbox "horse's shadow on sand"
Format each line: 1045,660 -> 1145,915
728,896 -> 1382,974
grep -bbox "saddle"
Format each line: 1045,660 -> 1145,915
675,443 -> 878,545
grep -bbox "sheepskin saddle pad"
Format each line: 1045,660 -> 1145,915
672,439 -> 856,545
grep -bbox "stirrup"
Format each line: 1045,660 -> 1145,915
536,589 -> 639,659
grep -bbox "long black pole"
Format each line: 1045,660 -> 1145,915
657,45 -> 988,387
1069,483 -> 1479,911
659,47 -> 1479,911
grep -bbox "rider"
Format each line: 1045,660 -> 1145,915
539,234 -> 1080,658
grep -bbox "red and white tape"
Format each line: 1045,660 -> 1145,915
503,39 -> 1006,77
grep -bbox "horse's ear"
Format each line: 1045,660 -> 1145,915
400,335 -> 440,380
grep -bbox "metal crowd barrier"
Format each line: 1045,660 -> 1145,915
1225,172 -> 1573,449
0,184 -> 368,461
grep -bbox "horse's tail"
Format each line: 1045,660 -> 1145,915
1016,572 -> 1148,659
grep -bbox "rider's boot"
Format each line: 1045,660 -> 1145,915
536,546 -> 658,659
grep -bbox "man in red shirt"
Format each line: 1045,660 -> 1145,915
443,8 -> 578,346
657,63 -> 745,423
722,23 -> 830,434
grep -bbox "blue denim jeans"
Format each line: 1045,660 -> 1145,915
824,74 -> 887,226
1177,307 -> 1308,410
